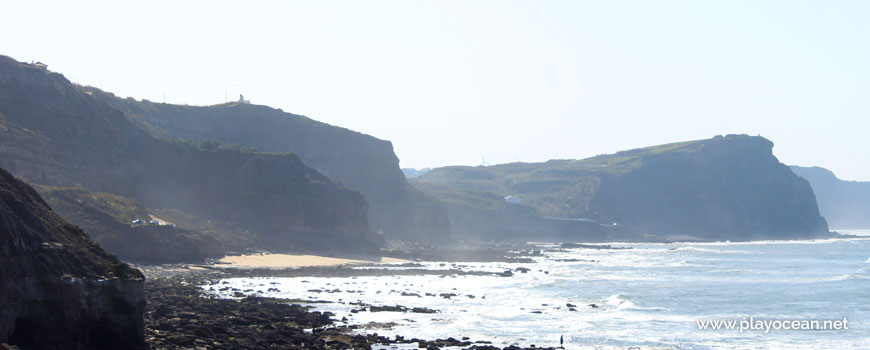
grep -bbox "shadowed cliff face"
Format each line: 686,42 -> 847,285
0,167 -> 145,350
592,136 -> 828,239
34,186 -> 226,264
0,55 -> 373,254
791,166 -> 870,229
90,92 -> 451,242
416,135 -> 829,241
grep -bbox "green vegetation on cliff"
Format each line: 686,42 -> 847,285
415,135 -> 830,241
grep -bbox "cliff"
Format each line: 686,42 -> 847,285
791,166 -> 870,229
35,186 -> 225,263
415,135 -> 830,241
0,167 -> 145,349
0,55 -> 373,257
90,91 -> 450,242
414,182 -> 636,242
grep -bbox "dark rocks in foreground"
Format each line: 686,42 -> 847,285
0,168 -> 145,349
145,272 -> 554,350
146,278 -> 332,349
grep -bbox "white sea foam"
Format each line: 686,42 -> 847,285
203,237 -> 870,349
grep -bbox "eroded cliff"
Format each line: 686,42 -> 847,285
92,92 -> 450,242
0,167 -> 145,349
0,55 -> 374,255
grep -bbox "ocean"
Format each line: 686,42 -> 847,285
204,231 -> 870,349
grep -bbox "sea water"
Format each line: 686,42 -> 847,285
204,232 -> 870,349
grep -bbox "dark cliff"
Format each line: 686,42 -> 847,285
34,186 -> 225,264
0,168 -> 145,349
0,55 -> 373,256
91,93 -> 450,242
415,135 -> 829,241
791,166 -> 870,229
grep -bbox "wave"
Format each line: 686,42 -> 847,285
601,294 -> 668,312
706,269 -> 754,274
674,246 -> 721,253
604,293 -> 636,309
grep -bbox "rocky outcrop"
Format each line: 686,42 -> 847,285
791,166 -> 870,229
91,91 -> 451,242
0,167 -> 145,349
0,55 -> 374,254
416,135 -> 830,241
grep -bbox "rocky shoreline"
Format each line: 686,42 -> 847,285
144,264 -> 556,350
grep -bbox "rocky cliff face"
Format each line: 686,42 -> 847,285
791,166 -> 870,229
0,55 -> 373,254
0,167 -> 145,349
591,136 -> 828,239
416,135 -> 829,241
92,93 -> 450,242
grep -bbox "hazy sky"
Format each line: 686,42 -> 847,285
2,1 -> 868,180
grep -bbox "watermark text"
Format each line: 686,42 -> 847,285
696,317 -> 848,333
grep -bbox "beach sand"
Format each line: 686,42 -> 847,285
219,253 -> 406,268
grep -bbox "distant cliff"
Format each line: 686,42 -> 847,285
415,135 -> 829,241
0,167 -> 144,349
413,182 -> 637,242
791,166 -> 870,229
0,55 -> 373,256
90,91 -> 450,242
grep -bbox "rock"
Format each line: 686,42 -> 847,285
0,167 -> 145,349
411,307 -> 438,314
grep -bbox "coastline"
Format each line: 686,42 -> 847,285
142,236 -> 870,349
218,253 -> 407,269
143,245 -> 547,350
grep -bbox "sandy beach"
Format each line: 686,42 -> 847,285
219,253 -> 406,268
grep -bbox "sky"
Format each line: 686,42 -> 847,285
2,1 -> 868,180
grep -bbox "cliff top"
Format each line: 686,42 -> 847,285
417,134 -> 773,190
